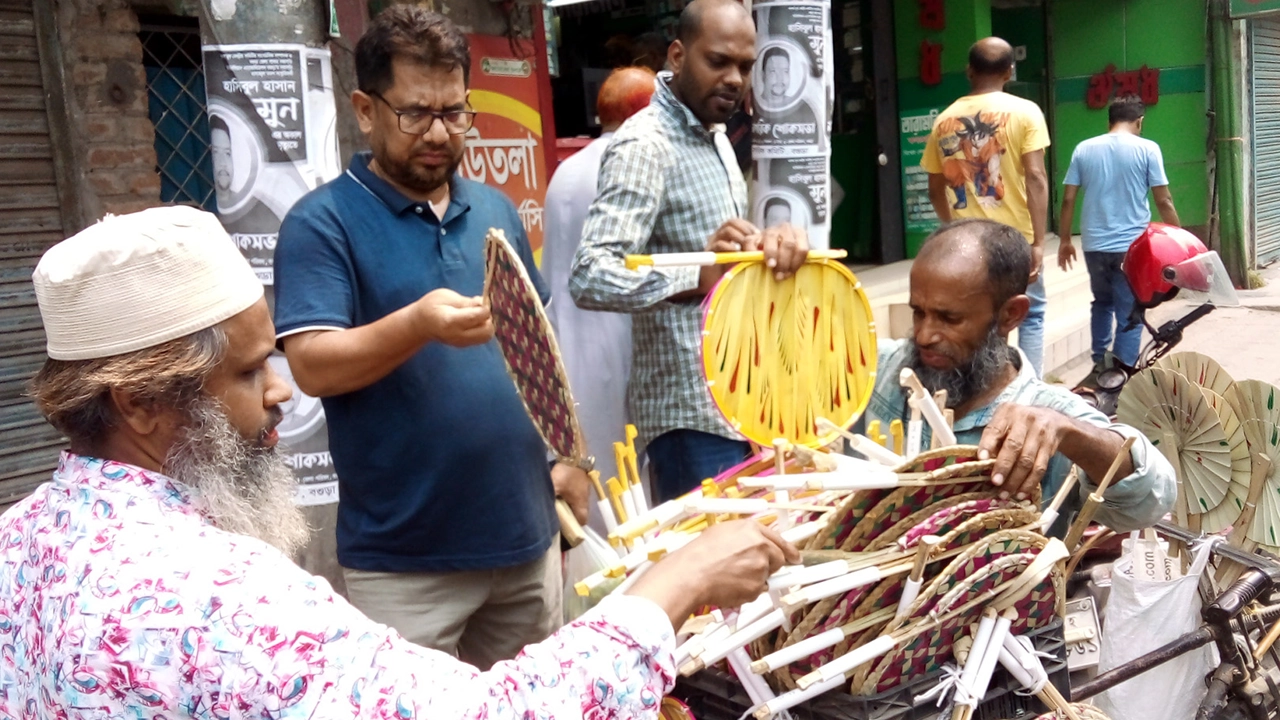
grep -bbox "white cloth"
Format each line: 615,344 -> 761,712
33,206 -> 263,360
543,134 -> 636,532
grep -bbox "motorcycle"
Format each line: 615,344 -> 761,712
1072,223 -> 1241,417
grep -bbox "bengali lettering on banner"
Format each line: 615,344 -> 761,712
461,34 -> 550,260
750,0 -> 833,250
202,43 -> 342,506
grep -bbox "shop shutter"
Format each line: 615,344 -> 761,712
1252,18 -> 1280,265
0,0 -> 66,505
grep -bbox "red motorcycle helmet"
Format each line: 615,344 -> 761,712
1124,223 -> 1210,308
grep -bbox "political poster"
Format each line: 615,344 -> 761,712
203,43 -> 342,506
751,0 -> 831,249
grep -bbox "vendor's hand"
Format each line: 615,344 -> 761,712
551,463 -> 591,526
626,520 -> 800,628
697,219 -> 760,292
1030,244 -> 1044,283
1057,241 -> 1077,272
744,223 -> 809,280
978,404 -> 1073,502
416,288 -> 493,347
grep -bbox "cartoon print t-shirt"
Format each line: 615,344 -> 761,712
921,92 -> 1050,243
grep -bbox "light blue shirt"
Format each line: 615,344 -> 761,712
1064,132 -> 1169,253
865,340 -> 1177,535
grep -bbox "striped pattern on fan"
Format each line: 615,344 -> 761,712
1226,380 -> 1280,550
1117,367 -> 1238,531
701,258 -> 876,448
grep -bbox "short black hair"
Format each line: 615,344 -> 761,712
922,219 -> 1030,309
1109,95 -> 1145,125
209,114 -> 229,135
763,47 -> 788,67
355,6 -> 471,95
968,41 -> 1013,77
764,197 -> 789,213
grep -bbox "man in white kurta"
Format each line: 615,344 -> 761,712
543,67 -> 656,531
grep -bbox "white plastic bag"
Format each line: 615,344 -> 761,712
563,526 -> 622,623
1094,533 -> 1219,720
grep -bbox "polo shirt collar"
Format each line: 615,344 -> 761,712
654,73 -> 727,135
346,151 -> 472,222
952,347 -> 1037,433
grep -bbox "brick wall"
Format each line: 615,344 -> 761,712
56,0 -> 162,224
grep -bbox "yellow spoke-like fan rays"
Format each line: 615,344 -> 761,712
703,259 -> 876,447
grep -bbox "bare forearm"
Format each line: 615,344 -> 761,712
1058,198 -> 1076,246
283,306 -> 428,397
1157,199 -> 1181,227
928,189 -> 951,223
1058,421 -> 1135,483
1027,174 -> 1049,246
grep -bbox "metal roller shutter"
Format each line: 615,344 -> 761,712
0,0 -> 67,504
1252,18 -> 1280,265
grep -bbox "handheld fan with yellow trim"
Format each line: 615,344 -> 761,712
701,258 -> 876,448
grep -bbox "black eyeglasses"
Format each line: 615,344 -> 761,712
369,92 -> 477,136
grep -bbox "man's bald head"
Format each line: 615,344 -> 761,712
968,37 -> 1014,78
917,219 -> 1030,311
677,0 -> 752,45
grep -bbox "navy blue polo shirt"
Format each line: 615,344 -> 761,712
273,152 -> 557,573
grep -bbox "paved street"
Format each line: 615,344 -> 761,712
1059,262 -> 1280,389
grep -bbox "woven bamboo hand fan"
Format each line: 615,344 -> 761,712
1117,367 -> 1236,531
483,228 -> 587,546
701,258 -> 876,449
1199,389 -> 1252,533
1226,380 -> 1280,550
1155,351 -> 1235,398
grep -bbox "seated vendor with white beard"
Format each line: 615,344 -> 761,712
865,218 -> 1176,534
1,206 -> 799,719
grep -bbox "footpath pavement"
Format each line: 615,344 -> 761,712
1056,262 -> 1280,389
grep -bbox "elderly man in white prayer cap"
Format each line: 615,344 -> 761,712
0,206 -> 797,718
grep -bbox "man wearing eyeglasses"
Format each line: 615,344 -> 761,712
273,7 -> 589,668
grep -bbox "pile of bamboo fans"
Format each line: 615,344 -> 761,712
1117,351 -> 1280,569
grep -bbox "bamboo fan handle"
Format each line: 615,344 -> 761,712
624,248 -> 848,270
556,499 -> 586,548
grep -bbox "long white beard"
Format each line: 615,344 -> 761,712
164,397 -> 311,556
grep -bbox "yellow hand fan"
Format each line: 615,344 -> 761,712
701,258 -> 876,448
1199,389 -> 1252,533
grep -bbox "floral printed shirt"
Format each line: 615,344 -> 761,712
0,453 -> 676,719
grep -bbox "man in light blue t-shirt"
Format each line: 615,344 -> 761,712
1058,95 -> 1180,373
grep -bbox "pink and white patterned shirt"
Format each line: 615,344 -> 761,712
0,453 -> 677,719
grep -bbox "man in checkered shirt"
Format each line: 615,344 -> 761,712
570,0 -> 808,503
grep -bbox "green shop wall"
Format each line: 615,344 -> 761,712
1051,0 -> 1209,236
894,0 -> 992,256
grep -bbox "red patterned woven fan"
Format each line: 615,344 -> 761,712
484,227 -> 588,545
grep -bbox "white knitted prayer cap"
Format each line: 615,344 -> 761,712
33,205 -> 264,361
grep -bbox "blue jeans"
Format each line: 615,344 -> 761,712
1085,251 -> 1142,366
646,429 -> 751,503
1018,266 -> 1047,378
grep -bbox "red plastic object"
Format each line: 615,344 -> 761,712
1123,223 -> 1209,308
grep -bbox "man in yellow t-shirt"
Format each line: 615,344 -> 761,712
922,37 -> 1051,377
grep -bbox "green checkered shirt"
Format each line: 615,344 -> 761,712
569,76 -> 748,447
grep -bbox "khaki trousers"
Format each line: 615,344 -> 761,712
342,541 -> 562,670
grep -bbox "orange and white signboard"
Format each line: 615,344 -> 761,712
463,35 -> 551,262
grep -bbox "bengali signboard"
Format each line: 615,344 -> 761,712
463,34 -> 551,260
900,107 -> 943,246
